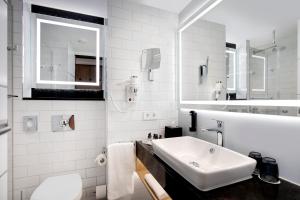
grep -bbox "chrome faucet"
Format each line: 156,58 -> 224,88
200,119 -> 224,147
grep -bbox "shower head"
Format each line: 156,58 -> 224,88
252,30 -> 286,55
253,45 -> 285,54
271,45 -> 286,53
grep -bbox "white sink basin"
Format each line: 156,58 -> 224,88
152,136 -> 256,191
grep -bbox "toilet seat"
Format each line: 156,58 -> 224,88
30,174 -> 82,200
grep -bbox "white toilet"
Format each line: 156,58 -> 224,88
30,174 -> 82,200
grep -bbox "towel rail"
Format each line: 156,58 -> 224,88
104,140 -> 136,155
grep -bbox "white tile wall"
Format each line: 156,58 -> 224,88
107,0 -> 178,144
11,0 -> 107,200
181,19 -> 226,101
12,104 -> 106,200
11,0 -> 180,199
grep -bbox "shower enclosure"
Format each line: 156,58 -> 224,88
248,31 -> 297,100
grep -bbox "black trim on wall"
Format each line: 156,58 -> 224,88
31,4 -> 105,25
75,55 -> 103,60
226,42 -> 237,49
23,88 -> 105,101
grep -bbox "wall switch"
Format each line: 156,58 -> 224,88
143,112 -> 158,120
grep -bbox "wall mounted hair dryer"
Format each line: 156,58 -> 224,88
141,48 -> 161,81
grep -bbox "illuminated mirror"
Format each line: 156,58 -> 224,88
22,5 -> 105,99
179,0 -> 300,107
37,18 -> 100,86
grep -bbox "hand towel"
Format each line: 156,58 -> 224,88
107,142 -> 135,200
144,173 -> 168,200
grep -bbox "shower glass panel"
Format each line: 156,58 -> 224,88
249,33 -> 297,100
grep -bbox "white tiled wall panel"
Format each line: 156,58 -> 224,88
181,19 -> 226,101
12,0 -> 179,199
12,100 -> 106,200
11,0 -> 107,200
107,0 -> 178,144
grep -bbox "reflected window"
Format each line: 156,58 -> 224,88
75,55 -> 102,89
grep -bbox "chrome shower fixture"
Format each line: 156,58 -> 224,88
199,56 -> 209,84
253,30 -> 286,54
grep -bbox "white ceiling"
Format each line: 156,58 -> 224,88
202,0 -> 300,47
128,0 -> 192,13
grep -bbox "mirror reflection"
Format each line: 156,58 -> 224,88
180,0 -> 299,101
38,19 -> 100,86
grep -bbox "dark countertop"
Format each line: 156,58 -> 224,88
136,141 -> 300,200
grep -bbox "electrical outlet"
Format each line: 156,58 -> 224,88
143,112 -> 157,120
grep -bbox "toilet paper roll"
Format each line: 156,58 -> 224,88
95,153 -> 107,166
96,185 -> 107,199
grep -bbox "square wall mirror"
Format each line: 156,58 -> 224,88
22,5 -> 105,100
178,0 -> 300,107
37,18 -> 100,86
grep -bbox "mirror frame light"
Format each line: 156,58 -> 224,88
226,50 -> 236,91
251,55 -> 266,92
178,0 -> 300,107
36,18 -> 100,86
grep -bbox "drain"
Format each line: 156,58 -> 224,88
209,148 -> 215,154
189,161 -> 200,168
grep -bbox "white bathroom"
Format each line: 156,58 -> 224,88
1,0 -> 300,200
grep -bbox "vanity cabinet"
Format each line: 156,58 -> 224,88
136,141 -> 300,200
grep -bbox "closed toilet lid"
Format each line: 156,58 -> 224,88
31,174 -> 82,200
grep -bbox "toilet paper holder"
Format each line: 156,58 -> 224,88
102,147 -> 107,155
95,148 -> 107,167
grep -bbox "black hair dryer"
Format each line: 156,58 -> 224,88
189,111 -> 197,132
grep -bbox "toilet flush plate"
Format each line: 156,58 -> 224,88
51,115 -> 75,132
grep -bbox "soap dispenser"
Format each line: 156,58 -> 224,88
189,111 -> 197,132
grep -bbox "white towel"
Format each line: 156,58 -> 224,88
107,143 -> 135,200
132,172 -> 152,200
144,173 -> 168,200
